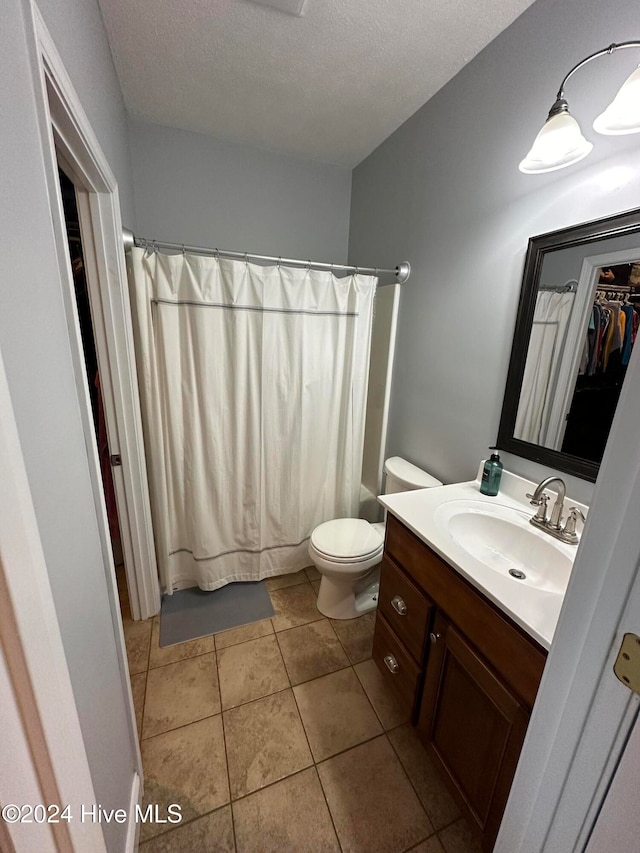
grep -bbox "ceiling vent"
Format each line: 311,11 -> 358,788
245,0 -> 308,16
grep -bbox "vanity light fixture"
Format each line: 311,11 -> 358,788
519,41 -> 640,174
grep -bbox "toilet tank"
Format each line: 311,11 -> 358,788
383,456 -> 443,494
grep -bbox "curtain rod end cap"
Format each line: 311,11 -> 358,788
396,262 -> 411,283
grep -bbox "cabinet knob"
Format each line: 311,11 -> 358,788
391,595 -> 408,616
430,632 -> 441,645
383,654 -> 399,674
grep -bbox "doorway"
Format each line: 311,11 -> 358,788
57,167 -> 131,618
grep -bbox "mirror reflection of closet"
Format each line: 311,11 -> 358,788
559,260 -> 639,462
514,252 -> 640,465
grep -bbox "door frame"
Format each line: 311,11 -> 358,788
496,309 -> 640,850
31,4 -> 160,622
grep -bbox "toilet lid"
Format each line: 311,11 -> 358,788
311,518 -> 384,560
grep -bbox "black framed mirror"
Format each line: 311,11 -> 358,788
497,207 -> 640,482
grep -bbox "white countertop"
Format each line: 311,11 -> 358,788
378,468 -> 587,649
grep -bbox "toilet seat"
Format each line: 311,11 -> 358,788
310,518 -> 384,562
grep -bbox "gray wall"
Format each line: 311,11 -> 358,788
349,0 -> 640,503
0,0 -> 136,848
129,118 -> 352,261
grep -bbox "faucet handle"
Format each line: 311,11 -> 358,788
562,507 -> 586,543
530,492 -> 549,523
526,492 -> 542,505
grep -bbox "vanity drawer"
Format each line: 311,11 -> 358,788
378,555 -> 432,664
373,613 -> 422,717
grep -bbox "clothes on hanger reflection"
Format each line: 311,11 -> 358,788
579,296 -> 639,376
564,291 -> 639,463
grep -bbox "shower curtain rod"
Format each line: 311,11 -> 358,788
122,227 -> 411,283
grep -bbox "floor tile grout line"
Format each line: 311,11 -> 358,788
272,626 -> 294,688
386,728 -> 452,835
288,686 -> 344,852
147,645 -> 216,672
228,763 -> 314,808
311,728 -> 393,772
147,634 -> 215,672
265,577 -> 311,593
148,646 -> 214,669
274,614 -> 340,640
144,616 -> 153,671
137,803 -> 232,849
139,709 -> 224,743
437,815 -> 465,833
215,644 -> 238,853
139,669 -> 148,742
272,614 -> 326,633
405,832 -> 442,853
351,658 -> 395,731
214,622 -> 275,653
348,660 -> 397,735
402,828 -> 439,853
311,764 -> 344,853
222,683 -> 298,719
376,729 -> 436,846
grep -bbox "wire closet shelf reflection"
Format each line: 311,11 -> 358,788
121,228 -> 411,284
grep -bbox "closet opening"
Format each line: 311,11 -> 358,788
57,166 -> 130,620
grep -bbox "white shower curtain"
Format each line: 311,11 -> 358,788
514,289 -> 575,446
128,248 -> 376,593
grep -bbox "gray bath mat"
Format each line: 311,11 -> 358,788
159,581 -> 274,646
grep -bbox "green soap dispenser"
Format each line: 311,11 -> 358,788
480,448 -> 503,496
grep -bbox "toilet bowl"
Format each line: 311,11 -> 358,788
309,457 -> 442,619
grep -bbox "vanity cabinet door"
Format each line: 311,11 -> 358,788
417,612 -> 529,852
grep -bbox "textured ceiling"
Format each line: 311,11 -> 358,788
98,0 -> 536,167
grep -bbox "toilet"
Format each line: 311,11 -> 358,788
309,457 -> 442,619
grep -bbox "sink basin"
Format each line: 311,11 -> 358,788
433,499 -> 572,595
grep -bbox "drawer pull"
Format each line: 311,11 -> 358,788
430,632 -> 441,645
384,654 -> 399,674
391,595 -> 408,616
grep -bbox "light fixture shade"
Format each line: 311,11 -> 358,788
519,110 -> 593,174
593,64 -> 640,135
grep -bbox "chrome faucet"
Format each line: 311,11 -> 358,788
526,477 -> 586,544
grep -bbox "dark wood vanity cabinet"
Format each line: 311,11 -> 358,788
373,514 -> 547,852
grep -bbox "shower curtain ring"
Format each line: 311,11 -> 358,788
306,260 -> 311,272
244,252 -> 249,265
277,257 -> 281,268
355,266 -> 360,276
214,248 -> 219,261
181,244 -> 186,256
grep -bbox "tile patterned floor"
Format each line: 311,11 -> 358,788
121,569 -> 481,853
